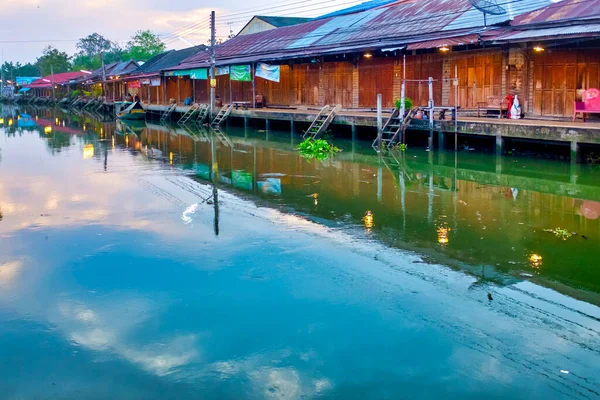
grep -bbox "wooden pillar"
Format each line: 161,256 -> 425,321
352,59 -> 359,108
393,58 -> 403,104
318,57 -> 325,106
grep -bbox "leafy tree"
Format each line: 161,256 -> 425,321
1,62 -> 39,81
76,33 -> 113,58
73,33 -> 122,71
123,30 -> 165,61
35,46 -> 71,76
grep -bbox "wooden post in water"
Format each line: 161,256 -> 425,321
377,93 -> 382,150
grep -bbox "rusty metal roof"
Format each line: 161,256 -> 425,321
493,23 -> 600,41
175,0 -> 552,69
512,0 -> 600,26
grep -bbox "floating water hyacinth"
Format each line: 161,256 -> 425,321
297,138 -> 340,161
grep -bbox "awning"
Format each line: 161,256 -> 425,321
18,87 -> 31,93
406,34 -> 479,50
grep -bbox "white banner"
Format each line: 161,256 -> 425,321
255,63 -> 280,83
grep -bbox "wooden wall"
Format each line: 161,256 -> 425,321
532,48 -> 600,117
255,64 -> 291,106
448,51 -> 503,109
404,54 -> 444,107
359,58 -> 394,108
322,61 -> 353,108
292,63 -> 320,106
194,79 -> 209,103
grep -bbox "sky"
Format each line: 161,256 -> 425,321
0,0 -> 365,64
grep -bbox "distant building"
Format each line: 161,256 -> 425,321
237,16 -> 311,36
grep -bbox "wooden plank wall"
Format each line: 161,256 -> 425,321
359,58 -> 394,108
292,63 -> 320,106
179,78 -> 193,102
166,78 -> 178,102
404,54 -> 444,107
448,51 -> 503,108
194,79 -> 209,103
255,64 -> 291,106
322,61 -> 353,107
532,49 -> 600,117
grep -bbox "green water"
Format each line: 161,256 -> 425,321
0,106 -> 599,399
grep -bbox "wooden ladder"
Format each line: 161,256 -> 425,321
160,103 -> 177,123
371,107 -> 419,150
302,104 -> 341,140
178,103 -> 200,125
196,104 -> 210,125
210,104 -> 233,127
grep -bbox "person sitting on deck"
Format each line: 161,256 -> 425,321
134,93 -> 140,103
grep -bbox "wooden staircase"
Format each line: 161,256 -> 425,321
210,104 -> 234,127
302,104 -> 341,140
196,104 -> 210,125
372,107 -> 420,150
178,103 -> 200,125
160,103 -> 177,123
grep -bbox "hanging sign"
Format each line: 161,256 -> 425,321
164,71 -> 175,77
216,66 -> 230,76
141,79 -> 151,85
190,68 -> 208,80
255,63 -> 280,83
230,65 -> 251,82
150,78 -> 161,86
128,80 -> 141,88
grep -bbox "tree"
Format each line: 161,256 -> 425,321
35,46 -> 71,76
73,33 -> 122,71
123,30 -> 165,61
76,33 -> 113,58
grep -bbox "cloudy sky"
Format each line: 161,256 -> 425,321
1,0 -> 363,64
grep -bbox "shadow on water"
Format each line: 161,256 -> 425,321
3,105 -> 600,304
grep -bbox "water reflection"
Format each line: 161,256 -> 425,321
1,106 -> 600,399
2,106 -> 599,299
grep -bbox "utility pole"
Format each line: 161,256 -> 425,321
1,49 -> 4,97
209,10 -> 216,118
51,64 -> 55,99
101,50 -> 106,100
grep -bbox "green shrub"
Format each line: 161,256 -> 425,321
395,97 -> 413,111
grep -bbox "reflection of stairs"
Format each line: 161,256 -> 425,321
196,104 -> 209,125
211,126 -> 233,148
178,103 -> 199,125
210,104 -> 233,127
302,104 -> 341,140
160,103 -> 177,123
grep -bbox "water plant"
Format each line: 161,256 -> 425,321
543,227 -> 573,240
395,97 -> 413,111
298,138 -> 340,160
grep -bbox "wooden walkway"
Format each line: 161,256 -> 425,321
142,104 -> 600,146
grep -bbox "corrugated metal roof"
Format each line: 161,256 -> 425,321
25,72 -> 86,88
318,0 -> 398,18
256,16 -> 311,27
136,47 -> 205,74
493,23 -> 600,41
177,0 -> 551,69
512,0 -> 600,26
407,34 -> 479,50
108,60 -> 139,77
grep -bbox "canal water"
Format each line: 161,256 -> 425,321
1,106 -> 599,399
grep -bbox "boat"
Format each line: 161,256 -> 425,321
116,101 -> 146,121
